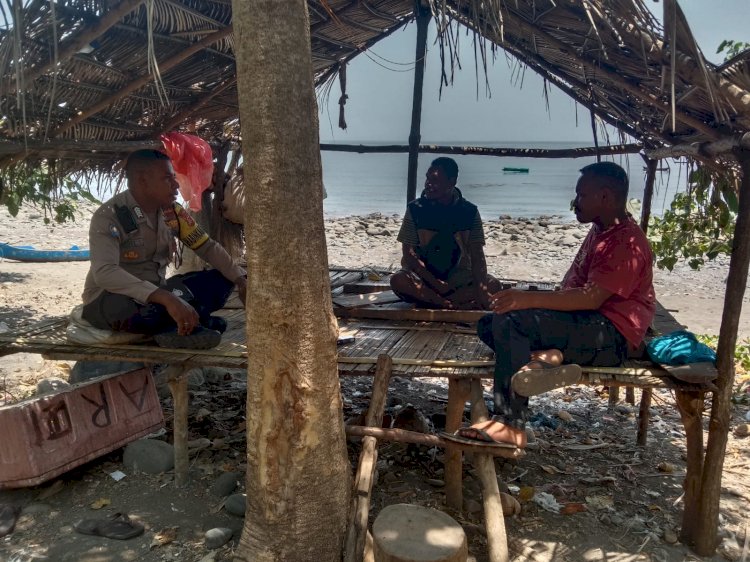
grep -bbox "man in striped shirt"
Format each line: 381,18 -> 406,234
390,157 -> 501,309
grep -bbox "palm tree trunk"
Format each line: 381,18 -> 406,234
231,1 -> 351,560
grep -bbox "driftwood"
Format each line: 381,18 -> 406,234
344,355 -> 393,562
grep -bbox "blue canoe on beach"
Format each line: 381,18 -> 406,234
0,242 -> 90,262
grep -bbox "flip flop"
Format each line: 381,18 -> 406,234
0,504 -> 20,537
511,362 -> 582,397
74,513 -> 145,540
439,428 -> 521,449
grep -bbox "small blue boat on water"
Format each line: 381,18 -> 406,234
0,242 -> 90,262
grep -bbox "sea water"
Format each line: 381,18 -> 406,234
321,141 -> 686,220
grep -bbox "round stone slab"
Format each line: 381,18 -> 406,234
372,504 -> 467,562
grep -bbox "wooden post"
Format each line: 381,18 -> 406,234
639,157 -> 658,232
444,378 -> 470,510
636,388 -> 652,446
470,381 -> 510,562
165,365 -> 190,486
405,4 -> 430,204
633,157 -> 659,435
344,354 -> 393,562
692,152 -> 750,555
675,390 -> 705,543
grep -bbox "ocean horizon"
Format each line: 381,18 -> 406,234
321,140 -> 685,220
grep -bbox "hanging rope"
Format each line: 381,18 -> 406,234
338,61 -> 348,130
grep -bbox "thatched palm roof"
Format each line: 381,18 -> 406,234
0,0 -> 749,174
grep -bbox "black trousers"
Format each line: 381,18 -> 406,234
477,309 -> 627,427
82,269 -> 233,335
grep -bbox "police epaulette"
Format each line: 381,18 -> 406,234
114,204 -> 138,234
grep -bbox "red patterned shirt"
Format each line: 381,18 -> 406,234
562,217 -> 656,348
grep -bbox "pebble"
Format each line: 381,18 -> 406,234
204,527 -> 233,549
663,528 -> 678,544
123,439 -> 175,474
186,368 -> 205,389
557,410 -> 574,422
733,423 -> 750,437
35,377 -> 71,395
225,493 -> 246,517
525,426 -> 536,443
21,503 -> 52,516
211,472 -> 240,497
614,404 -> 632,415
464,499 -> 482,514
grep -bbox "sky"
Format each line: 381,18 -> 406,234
317,0 -> 750,144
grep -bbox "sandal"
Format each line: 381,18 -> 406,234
511,362 -> 582,397
74,513 -> 145,540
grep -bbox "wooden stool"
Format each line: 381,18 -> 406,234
372,504 -> 467,562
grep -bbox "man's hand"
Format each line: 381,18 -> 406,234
235,276 -> 247,308
430,277 -> 452,297
149,288 -> 200,335
490,289 -> 536,315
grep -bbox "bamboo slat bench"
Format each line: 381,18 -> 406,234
0,269 -> 717,502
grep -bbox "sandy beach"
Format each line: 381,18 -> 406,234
0,201 -> 747,337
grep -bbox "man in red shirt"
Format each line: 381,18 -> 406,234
443,162 -> 655,448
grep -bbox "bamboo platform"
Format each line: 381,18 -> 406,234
0,268 -> 718,488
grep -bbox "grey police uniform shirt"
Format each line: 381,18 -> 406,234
82,189 -> 245,306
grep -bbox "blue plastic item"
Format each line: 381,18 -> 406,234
0,242 -> 90,262
646,330 -> 716,365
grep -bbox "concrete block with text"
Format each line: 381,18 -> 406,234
0,367 -> 164,488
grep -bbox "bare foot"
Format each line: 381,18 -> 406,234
456,419 -> 527,448
528,349 -> 563,368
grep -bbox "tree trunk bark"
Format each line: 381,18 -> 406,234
232,2 -> 351,560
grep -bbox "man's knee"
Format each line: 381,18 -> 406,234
390,270 -> 417,299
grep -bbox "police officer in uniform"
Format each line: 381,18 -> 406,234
81,149 -> 247,349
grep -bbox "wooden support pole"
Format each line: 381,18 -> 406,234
692,151 -> 750,555
632,157 -> 659,414
640,157 -> 659,233
444,379 -> 471,510
675,390 -> 705,544
344,354 -> 393,562
608,386 -> 619,407
636,388 -> 652,446
165,365 -> 190,487
469,380 -> 509,562
406,5 -> 430,204
321,143 -> 643,159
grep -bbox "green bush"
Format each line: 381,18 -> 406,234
697,334 -> 750,404
648,166 -> 736,271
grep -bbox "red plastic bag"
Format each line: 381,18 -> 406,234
159,132 -> 214,211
